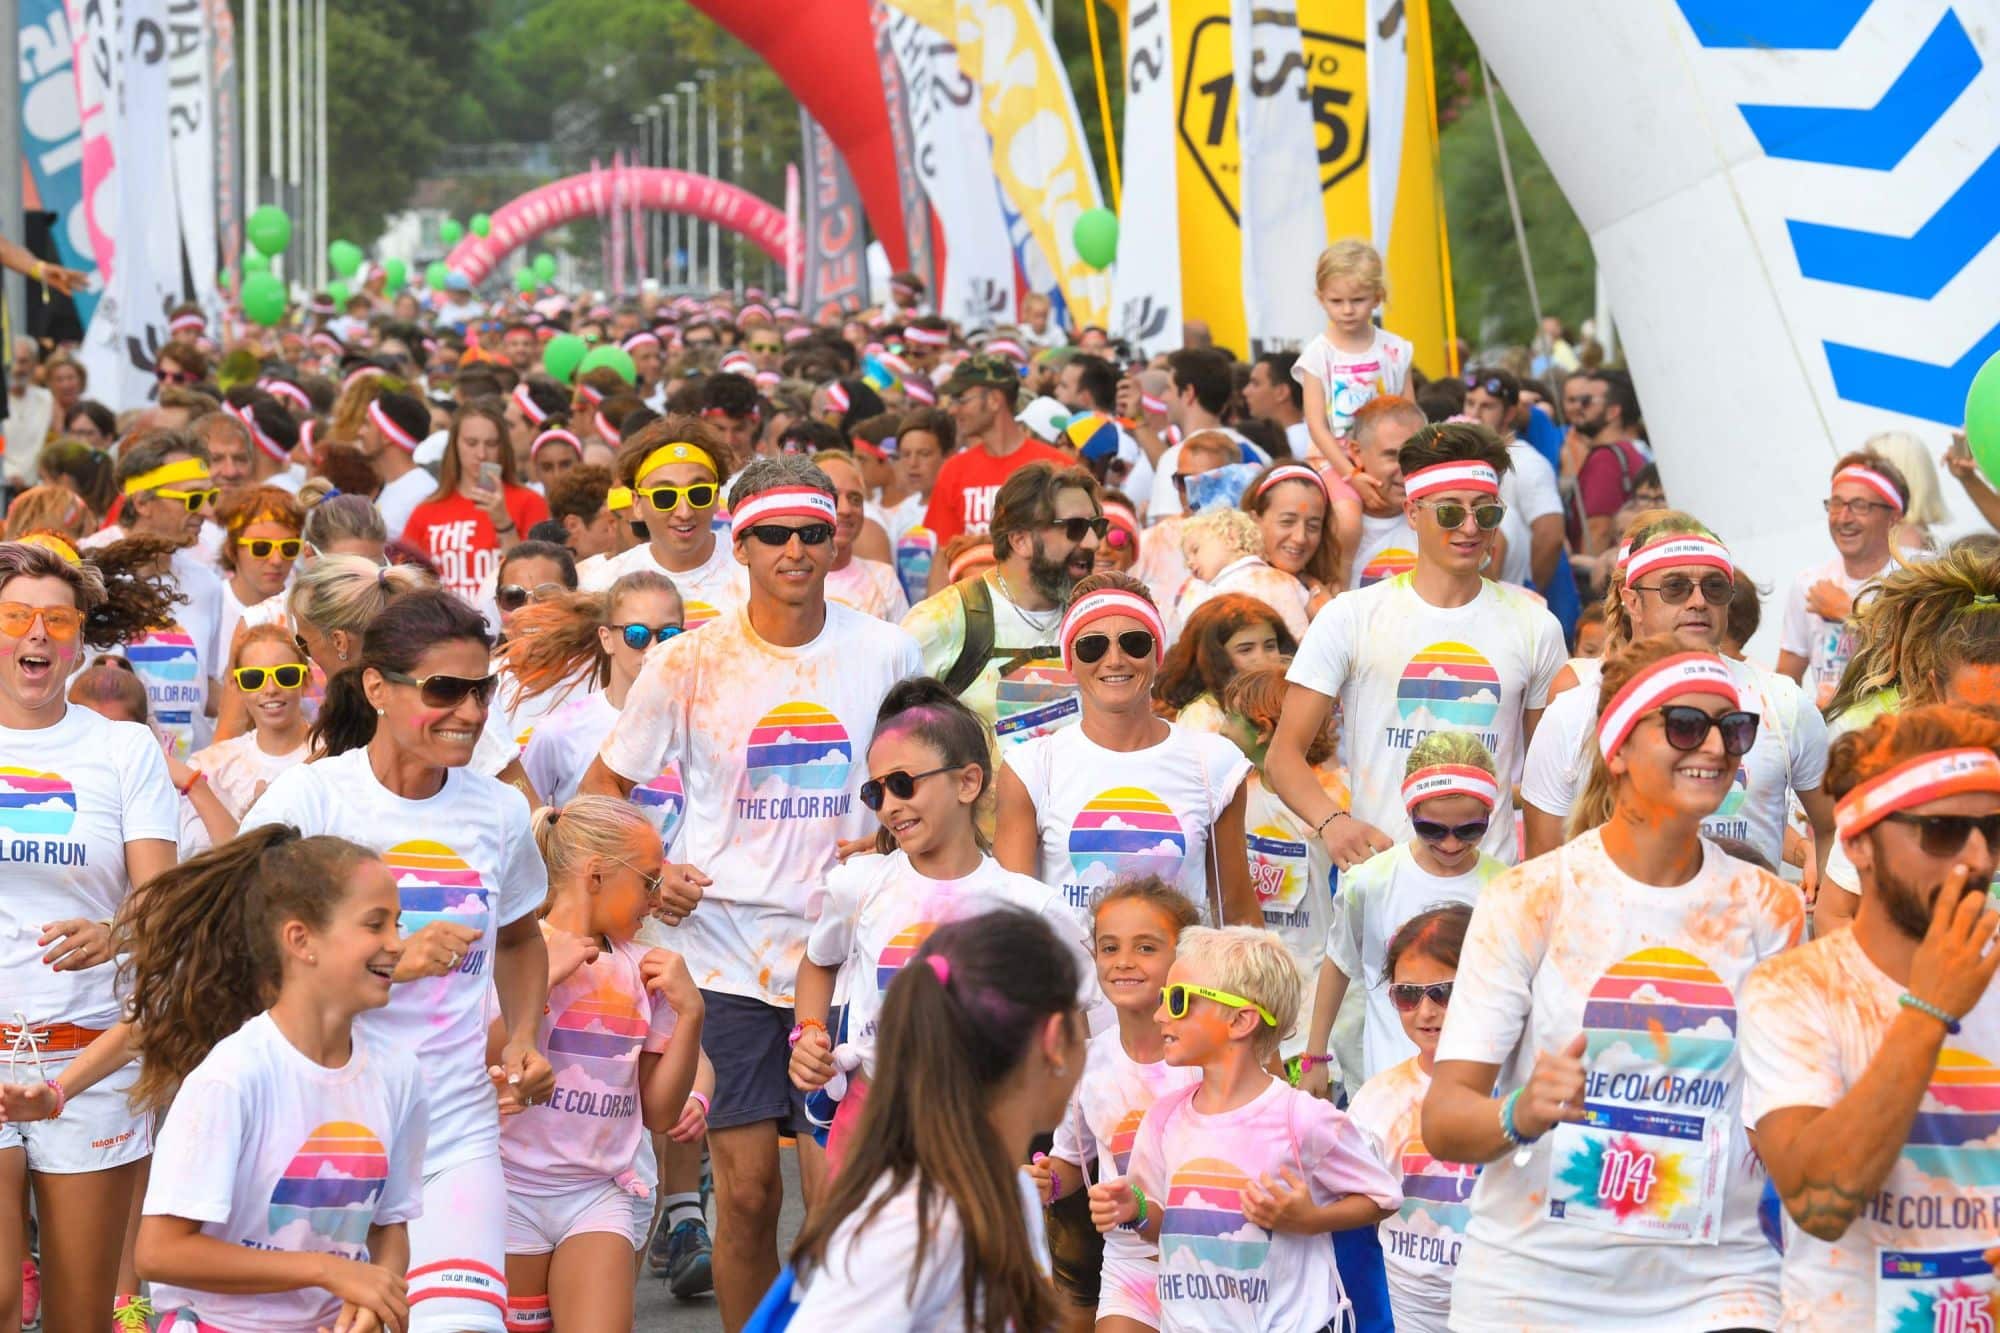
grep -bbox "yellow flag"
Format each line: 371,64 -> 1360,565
1376,0 -> 1457,375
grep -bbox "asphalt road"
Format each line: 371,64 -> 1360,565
636,1144 -> 804,1331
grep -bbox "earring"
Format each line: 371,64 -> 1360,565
1051,1062 -> 1068,1078
375,707 -> 385,716
307,953 -> 317,964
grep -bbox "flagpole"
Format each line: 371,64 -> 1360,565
1083,0 -> 1121,208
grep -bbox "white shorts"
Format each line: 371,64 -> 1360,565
504,1177 -> 644,1255
1098,1249 -> 1162,1328
0,1051 -> 150,1174
408,1157 -> 510,1333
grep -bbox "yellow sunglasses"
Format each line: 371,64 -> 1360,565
1163,982 -> 1277,1027
638,482 -> 719,512
232,664 -> 308,690
157,486 -> 221,512
240,538 -> 303,560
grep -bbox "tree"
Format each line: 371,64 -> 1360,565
325,8 -> 451,242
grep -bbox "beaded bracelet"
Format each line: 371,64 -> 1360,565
1120,1183 -> 1149,1231
1498,1087 -> 1535,1147
48,1079 -> 67,1120
1899,993 -> 1962,1035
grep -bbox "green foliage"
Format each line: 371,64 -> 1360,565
324,5 -> 450,242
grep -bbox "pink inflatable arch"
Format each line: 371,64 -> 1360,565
443,166 -> 796,286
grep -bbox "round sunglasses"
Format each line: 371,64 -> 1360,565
1654,705 -> 1759,756
859,764 -> 964,811
614,622 -> 683,650
1073,629 -> 1156,664
232,664 -> 308,691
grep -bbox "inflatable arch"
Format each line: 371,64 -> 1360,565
442,166 -> 797,287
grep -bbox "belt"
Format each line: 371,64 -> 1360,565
1,1021 -> 104,1054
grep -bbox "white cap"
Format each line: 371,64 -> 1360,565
413,429 -> 451,469
1015,395 -> 1070,444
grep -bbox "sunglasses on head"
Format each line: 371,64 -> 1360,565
859,764 -> 964,811
1049,515 -> 1110,542
1416,499 -> 1506,531
1630,574 -> 1733,606
1389,981 -> 1455,1012
639,482 -> 718,512
1655,705 -> 1759,756
740,522 -> 834,547
496,582 -> 565,613
614,622 -> 682,650
232,663 -> 307,691
157,486 -> 221,512
1072,629 -> 1156,665
1162,981 -> 1277,1027
240,537 -> 303,560
379,669 -> 497,709
0,602 -> 82,641
1464,375 -> 1504,394
1881,811 -> 2000,858
1412,818 -> 1489,846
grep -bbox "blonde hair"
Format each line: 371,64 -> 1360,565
1315,238 -> 1387,303
1568,635 -> 1695,837
1861,430 -> 1949,528
1405,730 -> 1495,778
1181,507 -> 1264,564
1599,509 -> 1710,650
5,485 -> 91,541
1173,925 -> 1302,1057
530,796 -> 654,894
287,553 -> 436,637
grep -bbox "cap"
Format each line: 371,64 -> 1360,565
1015,396 -> 1070,443
939,353 -> 1021,400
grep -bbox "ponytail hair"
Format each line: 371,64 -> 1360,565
121,826 -> 378,1111
501,570 -> 681,706
791,909 -> 1078,1333
531,795 -> 654,895
313,589 -> 491,757
868,676 -> 993,855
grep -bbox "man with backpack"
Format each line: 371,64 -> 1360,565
1559,367 -> 1649,557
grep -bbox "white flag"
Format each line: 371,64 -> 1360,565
1110,0 -> 1181,356
1366,0 -> 1408,257
1233,0 -> 1326,352
166,0 -> 218,318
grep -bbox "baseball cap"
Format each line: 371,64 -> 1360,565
939,353 -> 1022,399
1015,396 -> 1070,443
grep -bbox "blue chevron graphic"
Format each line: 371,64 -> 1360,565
1739,12 -> 1977,170
1825,320 -> 2000,425
1787,145 -> 2000,298
1678,0 -> 1870,50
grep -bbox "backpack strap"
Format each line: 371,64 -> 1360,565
942,573 -> 998,698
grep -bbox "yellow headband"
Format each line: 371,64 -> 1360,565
636,442 -> 718,484
123,456 -> 212,496
607,486 -> 634,512
16,532 -> 81,565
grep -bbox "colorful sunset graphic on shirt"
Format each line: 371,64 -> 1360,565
1395,642 -> 1502,731
744,702 -> 852,791
1581,947 -> 1739,1072
1359,547 -> 1417,586
383,841 -> 491,965
1902,1048 -> 2000,1189
1160,1158 -> 1267,1271
895,526 -> 937,605
1109,1108 -> 1145,1174
632,766 -> 687,850
1398,1135 -> 1479,1236
0,768 -> 76,836
1713,766 -> 1750,820
1246,823 -> 1309,909
993,657 -> 1079,745
875,922 -> 936,990
1067,787 -> 1187,889
683,599 -> 722,632
1880,1054 -> 2000,1333
126,626 -> 201,682
267,1122 -> 390,1245
545,977 -> 648,1076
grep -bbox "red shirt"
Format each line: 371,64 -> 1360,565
400,486 -> 550,602
921,438 -> 1075,546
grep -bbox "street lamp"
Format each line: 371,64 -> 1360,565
699,70 -> 719,293
678,80 -> 699,292
656,94 -> 677,288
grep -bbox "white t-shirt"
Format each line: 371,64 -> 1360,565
825,556 -> 910,623
1348,510 -> 1419,591
143,1013 -> 428,1333
902,569 -> 1080,751
1051,1027 -> 1203,1267
1779,554 -> 1889,709
805,850 -> 1092,1077
1434,829 -> 1802,1330
1287,574 -> 1565,862
599,602 -> 923,1005
1131,515 -> 1194,627
1242,772 -> 1337,1055
521,690 -> 687,857
1003,721 -> 1251,915
1739,927 -> 2000,1332
1327,843 -> 1503,1083
577,538 -> 749,633
1292,327 -> 1415,439
242,747 -> 546,1172
1128,1077 -> 1402,1332
1348,1056 -> 1474,1333
113,548 -> 225,759
375,467 -> 434,543
1520,657 -> 1827,870
791,1171 -> 1050,1327
187,731 -> 309,818
0,705 -> 177,1028
1173,556 -> 1311,644
1496,441 -> 1562,589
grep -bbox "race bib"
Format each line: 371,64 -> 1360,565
1876,1246 -> 1997,1332
1546,1101 -> 1727,1243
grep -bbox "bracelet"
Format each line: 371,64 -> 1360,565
788,1017 -> 827,1048
1899,992 -> 1962,1035
47,1079 -> 66,1119
687,1090 -> 710,1117
1498,1087 -> 1536,1147
1311,809 -> 1349,838
1032,1152 -> 1058,1204
1120,1183 -> 1149,1231
175,769 -> 206,797
28,260 -> 45,283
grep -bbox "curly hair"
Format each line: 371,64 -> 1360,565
1827,541 -> 2000,720
1156,594 -> 1297,711
82,536 -> 189,650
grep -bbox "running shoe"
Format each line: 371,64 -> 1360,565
20,1260 -> 38,1330
112,1293 -> 153,1332
654,1217 -> 714,1299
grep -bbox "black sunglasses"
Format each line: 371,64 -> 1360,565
859,764 -> 963,811
1389,981 -> 1455,1013
615,622 -> 683,650
1657,705 -> 1759,756
1630,574 -> 1734,607
1049,516 -> 1110,542
1412,819 -> 1488,846
1881,812 -> 2000,858
1072,629 -> 1156,665
740,522 -> 834,547
496,581 -> 565,612
1417,500 -> 1506,531
380,669 -> 498,709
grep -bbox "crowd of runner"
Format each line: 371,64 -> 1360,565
0,240 -> 1994,1333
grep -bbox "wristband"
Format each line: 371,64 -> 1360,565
47,1079 -> 66,1119
1498,1087 -> 1536,1147
1120,1183 -> 1149,1231
1899,992 -> 1963,1035
687,1090 -> 710,1117
1032,1152 -> 1058,1204
175,769 -> 206,798
1311,809 -> 1349,838
787,1018 -> 827,1049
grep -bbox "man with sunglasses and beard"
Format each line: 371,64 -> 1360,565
1739,704 -> 2000,1331
1270,421 -> 1565,871
581,454 -> 922,1331
579,418 -> 748,632
902,460 -> 1103,758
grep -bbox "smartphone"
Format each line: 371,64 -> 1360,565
477,460 -> 504,492
1950,429 -> 1971,461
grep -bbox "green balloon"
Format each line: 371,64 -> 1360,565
1073,207 -> 1119,270
1968,349 -> 2000,488
425,261 -> 450,292
241,250 -> 270,275
440,219 -> 465,246
514,268 -> 538,293
218,269 -> 233,291
239,271 -> 288,326
247,204 -> 292,256
472,213 -> 491,238
577,344 -> 637,387
542,332 -> 589,384
532,252 -> 557,281
383,258 -> 408,288
327,280 -> 352,307
328,240 -> 363,278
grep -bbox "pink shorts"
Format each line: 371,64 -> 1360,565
504,1176 -> 645,1255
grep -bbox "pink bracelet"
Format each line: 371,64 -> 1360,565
47,1080 -> 67,1119
688,1090 -> 710,1117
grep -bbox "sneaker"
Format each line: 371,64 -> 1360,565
20,1260 -> 38,1330
112,1293 -> 153,1332
653,1217 -> 714,1299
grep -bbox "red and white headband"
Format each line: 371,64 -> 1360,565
903,325 -> 949,348
531,428 -> 581,460
298,418 -> 317,458
1404,461 -> 1500,503
511,382 -> 549,426
719,352 -> 756,376
1624,534 -> 1733,582
730,486 -> 837,538
754,370 -> 783,391
904,379 -> 936,405
594,412 -> 621,447
1256,463 -> 1330,504
1401,764 -> 1500,812
784,326 -> 813,344
259,379 -> 311,414
1059,590 -> 1165,672
985,338 -> 1025,361
621,331 -> 660,352
740,302 -> 773,323
367,399 -> 419,454
1103,501 -> 1141,538
1835,748 -> 2000,840
234,405 -> 287,462
1597,653 -> 1741,760
1140,392 -> 1168,416
1614,540 -> 1634,573
826,382 -> 851,414
309,332 -> 344,357
575,384 -> 604,407
1833,465 -> 1905,513
341,364 -> 384,391
170,313 -> 206,335
851,435 -> 889,462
